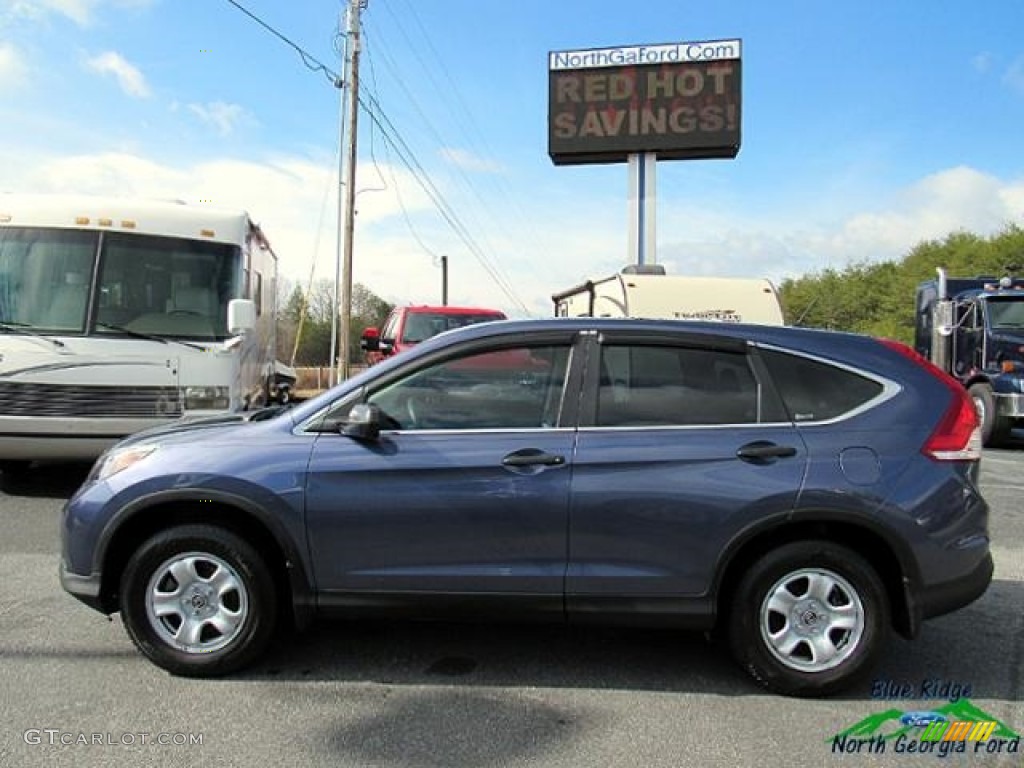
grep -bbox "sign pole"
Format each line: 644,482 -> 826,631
627,152 -> 657,266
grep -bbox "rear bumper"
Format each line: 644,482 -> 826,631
912,551 -> 993,628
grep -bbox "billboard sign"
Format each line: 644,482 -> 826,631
548,39 -> 742,166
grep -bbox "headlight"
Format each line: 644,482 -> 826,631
184,386 -> 230,410
90,445 -> 158,483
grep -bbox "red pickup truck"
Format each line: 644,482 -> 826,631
360,305 -> 507,365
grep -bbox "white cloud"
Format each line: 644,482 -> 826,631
84,50 -> 149,98
0,42 -> 27,90
438,148 -> 505,174
4,0 -> 154,26
658,166 -> 1024,285
31,152 -> 186,194
6,0 -> 94,25
5,149 -> 1023,318
12,150 -> 438,296
1003,55 -> 1024,96
187,101 -> 249,136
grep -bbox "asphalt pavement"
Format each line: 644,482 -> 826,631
0,453 -> 1021,768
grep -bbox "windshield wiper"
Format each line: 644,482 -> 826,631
0,321 -> 67,349
95,322 -> 206,351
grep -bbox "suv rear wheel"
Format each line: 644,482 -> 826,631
119,524 -> 277,677
728,540 -> 888,697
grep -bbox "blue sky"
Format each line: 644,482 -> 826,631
1,0 -> 1023,317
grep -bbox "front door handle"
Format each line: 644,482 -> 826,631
502,449 -> 566,467
736,441 -> 798,462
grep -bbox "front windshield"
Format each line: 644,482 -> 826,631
986,298 -> 1024,330
0,227 -> 96,332
95,232 -> 240,340
400,312 -> 505,344
0,227 -> 240,340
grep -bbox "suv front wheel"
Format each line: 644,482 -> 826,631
119,524 -> 278,677
728,540 -> 889,697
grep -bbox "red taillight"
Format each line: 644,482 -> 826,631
878,339 -> 982,461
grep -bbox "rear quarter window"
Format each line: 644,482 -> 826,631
759,348 -> 883,422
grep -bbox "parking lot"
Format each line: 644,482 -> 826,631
1,449 -> 1021,768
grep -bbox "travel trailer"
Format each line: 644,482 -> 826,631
552,265 -> 785,325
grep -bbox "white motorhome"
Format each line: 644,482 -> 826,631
0,193 -> 283,465
552,265 -> 785,325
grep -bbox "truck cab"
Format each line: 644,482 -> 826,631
360,305 -> 507,365
915,269 -> 1024,445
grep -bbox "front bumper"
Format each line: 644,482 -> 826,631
59,560 -> 107,614
995,391 -> 1024,418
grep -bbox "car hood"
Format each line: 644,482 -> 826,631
113,405 -> 294,450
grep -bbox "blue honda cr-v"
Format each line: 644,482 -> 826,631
60,318 -> 992,696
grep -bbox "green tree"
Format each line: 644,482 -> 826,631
277,279 -> 393,366
778,224 -> 1024,344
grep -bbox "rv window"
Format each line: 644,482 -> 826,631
0,227 -> 96,332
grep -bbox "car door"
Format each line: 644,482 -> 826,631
566,330 -> 808,620
305,331 -> 584,616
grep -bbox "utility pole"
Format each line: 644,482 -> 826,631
327,6 -> 349,388
335,0 -> 363,384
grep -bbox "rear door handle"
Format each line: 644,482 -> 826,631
502,449 -> 566,467
736,441 -> 798,462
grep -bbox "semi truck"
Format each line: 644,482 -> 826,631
551,265 -> 785,325
915,266 -> 1024,446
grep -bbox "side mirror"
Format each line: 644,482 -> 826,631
228,299 -> 256,335
360,327 -> 380,352
341,403 -> 381,441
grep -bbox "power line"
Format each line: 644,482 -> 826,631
364,4 -> 546,311
221,0 -> 531,313
361,23 -> 438,261
357,26 -> 529,313
357,84 -> 531,314
222,0 -> 342,87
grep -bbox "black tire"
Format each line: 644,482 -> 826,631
119,524 -> 278,677
969,382 -> 1011,447
728,540 -> 889,697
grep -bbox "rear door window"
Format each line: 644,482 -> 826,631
594,343 -> 778,426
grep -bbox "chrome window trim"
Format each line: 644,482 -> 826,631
752,342 -> 902,426
578,421 -> 791,432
